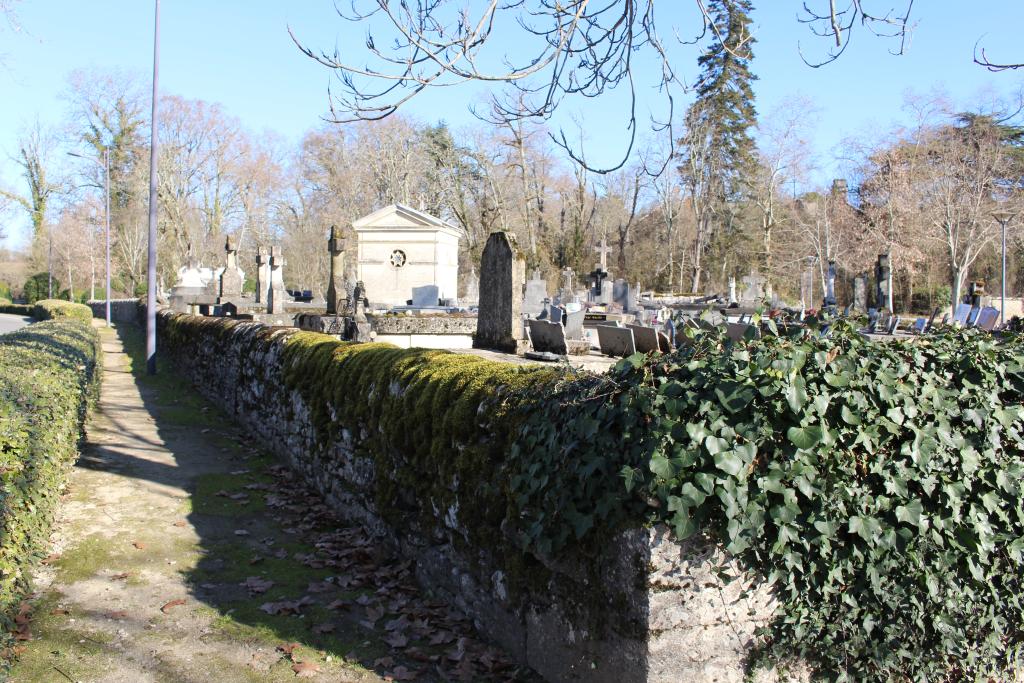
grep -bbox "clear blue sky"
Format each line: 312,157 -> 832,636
1,1 -> 1022,249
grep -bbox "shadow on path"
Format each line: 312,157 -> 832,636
10,323 -> 532,683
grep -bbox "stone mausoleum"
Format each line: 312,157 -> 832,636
353,203 -> 462,307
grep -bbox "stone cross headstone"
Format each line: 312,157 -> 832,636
267,246 -> 289,315
561,267 -> 575,297
326,226 -> 346,316
593,238 -> 613,272
876,253 -> 891,311
255,247 -> 269,304
218,235 -> 243,302
853,274 -> 867,313
474,231 -> 526,353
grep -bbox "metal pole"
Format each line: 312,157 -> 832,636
145,0 -> 160,375
47,231 -> 52,299
104,149 -> 111,327
1001,220 -> 1007,326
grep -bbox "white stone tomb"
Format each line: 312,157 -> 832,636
352,204 -> 462,307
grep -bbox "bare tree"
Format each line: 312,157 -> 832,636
750,95 -> 818,285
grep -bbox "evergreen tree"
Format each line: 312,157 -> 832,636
680,0 -> 758,292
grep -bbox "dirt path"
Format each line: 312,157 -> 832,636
10,323 -> 528,683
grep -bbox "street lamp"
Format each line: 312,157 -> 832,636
991,209 -> 1015,326
68,149 -> 111,327
145,0 -> 161,375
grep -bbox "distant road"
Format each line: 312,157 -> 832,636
0,313 -> 31,335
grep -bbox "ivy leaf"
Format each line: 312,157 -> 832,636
671,506 -> 698,539
715,381 -> 755,414
715,451 -> 745,477
649,453 -> 675,480
787,425 -> 823,450
895,499 -> 923,528
785,377 -> 808,413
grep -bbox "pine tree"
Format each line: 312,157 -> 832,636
680,0 -> 758,292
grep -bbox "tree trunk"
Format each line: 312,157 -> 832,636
951,267 -> 964,318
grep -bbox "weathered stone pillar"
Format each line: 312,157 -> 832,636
255,247 -> 269,304
326,226 -> 346,316
218,235 -> 243,303
474,231 -> 526,353
267,246 -> 288,315
853,274 -> 868,313
875,253 -> 891,311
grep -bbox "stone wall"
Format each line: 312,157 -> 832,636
86,298 -> 144,323
156,311 -> 790,683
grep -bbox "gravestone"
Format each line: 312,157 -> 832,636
528,319 -> 568,355
563,309 -> 585,341
853,274 -> 868,313
412,284 -> 440,307
875,253 -> 891,310
218,235 -> 243,302
559,267 -> 575,302
474,231 -> 526,353
626,324 -> 660,354
267,246 -> 289,315
588,238 -> 613,302
657,331 -> 672,353
600,279 -> 614,306
740,271 -> 767,305
612,279 -> 629,309
823,260 -> 837,309
800,269 -> 814,309
524,270 -> 549,318
463,267 -> 480,306
326,226 -> 346,315
597,325 -> 636,357
728,277 -> 737,305
255,247 -> 270,304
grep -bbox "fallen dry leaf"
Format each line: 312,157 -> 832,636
385,665 -> 419,681
292,660 -> 321,677
277,642 -> 302,657
49,608 -> 70,616
40,553 -> 60,565
384,632 -> 409,649
105,610 -> 129,619
242,576 -> 274,595
161,599 -> 186,613
111,572 -> 130,581
132,541 -> 145,550
172,520 -> 187,527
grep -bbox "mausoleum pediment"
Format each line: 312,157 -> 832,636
353,203 -> 462,238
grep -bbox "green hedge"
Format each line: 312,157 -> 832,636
0,300 -> 93,323
30,299 -> 93,324
510,317 -> 1024,681
0,321 -> 100,658
0,305 -> 32,317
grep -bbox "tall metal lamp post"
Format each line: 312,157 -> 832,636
145,0 -> 161,375
992,209 -> 1015,326
68,149 -> 111,326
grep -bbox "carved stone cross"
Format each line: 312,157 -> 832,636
593,238 -> 613,272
